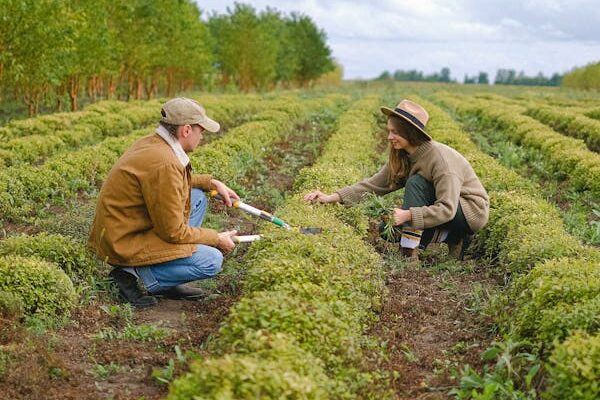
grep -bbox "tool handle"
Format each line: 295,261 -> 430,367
232,235 -> 262,243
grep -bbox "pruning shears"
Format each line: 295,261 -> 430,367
208,190 -> 322,242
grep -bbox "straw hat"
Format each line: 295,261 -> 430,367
381,99 -> 431,140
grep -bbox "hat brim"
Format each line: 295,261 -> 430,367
199,117 -> 220,133
381,106 -> 431,141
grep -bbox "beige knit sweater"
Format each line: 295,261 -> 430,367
336,140 -> 489,232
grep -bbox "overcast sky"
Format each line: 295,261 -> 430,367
195,0 -> 600,81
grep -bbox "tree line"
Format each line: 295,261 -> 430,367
0,0 -> 334,115
491,69 -> 561,86
376,68 -> 453,83
376,68 -> 563,86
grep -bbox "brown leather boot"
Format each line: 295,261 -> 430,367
447,234 -> 473,261
400,247 -> 421,268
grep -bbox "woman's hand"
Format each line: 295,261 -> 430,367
211,179 -> 240,207
303,191 -> 341,204
392,208 -> 412,226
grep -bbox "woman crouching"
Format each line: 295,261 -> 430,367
303,99 -> 489,266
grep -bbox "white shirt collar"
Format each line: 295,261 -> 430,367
155,125 -> 190,168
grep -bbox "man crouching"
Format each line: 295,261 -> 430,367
88,98 -> 238,307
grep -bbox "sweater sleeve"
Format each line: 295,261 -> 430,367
410,172 -> 462,230
141,164 -> 219,246
335,163 -> 400,204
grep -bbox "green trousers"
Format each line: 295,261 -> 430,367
380,174 -> 473,249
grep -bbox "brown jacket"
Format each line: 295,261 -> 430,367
336,140 -> 489,232
88,133 -> 219,267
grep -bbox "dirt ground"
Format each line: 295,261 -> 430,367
366,223 -> 500,400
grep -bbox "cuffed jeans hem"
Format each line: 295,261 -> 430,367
136,244 -> 224,293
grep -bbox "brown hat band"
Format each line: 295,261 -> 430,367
394,107 -> 425,130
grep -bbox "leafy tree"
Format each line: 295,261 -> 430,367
562,62 -> 600,90
210,3 -> 278,91
63,0 -> 118,110
286,13 -> 334,87
478,72 -> 489,85
464,74 -> 477,84
440,67 -> 451,82
0,0 -> 77,115
376,71 -> 393,80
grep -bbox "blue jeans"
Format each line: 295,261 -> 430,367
135,188 -> 223,294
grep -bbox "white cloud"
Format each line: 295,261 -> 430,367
194,0 -> 600,79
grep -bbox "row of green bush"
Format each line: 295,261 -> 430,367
0,95 -> 296,223
0,94 -> 255,140
0,94 -> 272,167
437,92 -> 600,200
0,99 -> 156,140
426,94 -> 600,399
0,94 -> 348,322
525,106 -> 600,152
189,94 -> 350,185
166,96 -> 392,399
585,107 -> 600,120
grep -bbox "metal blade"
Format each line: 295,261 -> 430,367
298,227 -> 323,234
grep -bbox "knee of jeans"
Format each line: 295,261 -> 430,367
205,247 -> 224,276
191,188 -> 207,206
405,174 -> 429,191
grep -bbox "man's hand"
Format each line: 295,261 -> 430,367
393,208 -> 412,226
211,179 -> 240,207
217,230 -> 237,253
303,191 -> 341,204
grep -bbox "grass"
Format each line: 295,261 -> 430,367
92,362 -> 121,380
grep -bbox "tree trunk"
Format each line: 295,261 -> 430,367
69,75 -> 79,112
24,89 -> 40,116
127,74 -> 135,101
107,76 -> 116,100
221,73 -> 230,89
56,83 -> 65,111
94,76 -> 103,102
136,78 -> 144,100
145,74 -> 158,99
87,76 -> 98,103
166,68 -> 175,97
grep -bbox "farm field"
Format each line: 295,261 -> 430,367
1,82 -> 599,399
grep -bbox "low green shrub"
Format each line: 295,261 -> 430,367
479,192 -> 583,273
499,258 -> 600,347
544,331 -> 600,400
0,290 -> 25,319
438,94 -> 600,198
0,255 -> 76,317
526,106 -> 600,152
0,233 -> 98,283
167,332 -> 334,400
218,284 -> 362,371
535,296 -> 600,348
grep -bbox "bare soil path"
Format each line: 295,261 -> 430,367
367,227 -> 501,399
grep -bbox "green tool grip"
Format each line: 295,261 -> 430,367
271,217 -> 286,227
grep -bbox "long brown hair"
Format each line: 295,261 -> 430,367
387,115 -> 429,184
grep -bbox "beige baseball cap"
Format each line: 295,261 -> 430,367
160,97 -> 220,133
